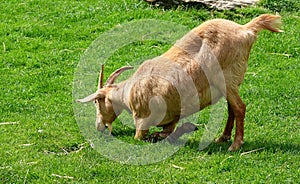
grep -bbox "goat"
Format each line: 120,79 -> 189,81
77,14 -> 282,151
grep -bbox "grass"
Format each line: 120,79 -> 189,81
0,0 -> 299,183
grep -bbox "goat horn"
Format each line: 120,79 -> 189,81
76,93 -> 99,103
98,64 -> 104,89
106,66 -> 134,85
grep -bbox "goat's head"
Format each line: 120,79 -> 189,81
77,65 -> 133,133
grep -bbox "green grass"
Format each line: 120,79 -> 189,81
1,0 -> 299,183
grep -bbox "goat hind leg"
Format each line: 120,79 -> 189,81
226,90 -> 246,151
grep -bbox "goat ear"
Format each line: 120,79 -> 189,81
76,90 -> 105,103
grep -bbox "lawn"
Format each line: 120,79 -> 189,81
0,0 -> 299,183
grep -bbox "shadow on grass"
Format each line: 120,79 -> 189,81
186,139 -> 300,154
107,125 -> 300,154
242,140 -> 300,153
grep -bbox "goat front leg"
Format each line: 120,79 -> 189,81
134,129 -> 149,140
134,117 -> 149,140
226,89 -> 246,151
216,102 -> 235,143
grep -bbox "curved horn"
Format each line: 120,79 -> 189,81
106,66 -> 134,85
76,91 -> 105,103
98,64 -> 104,89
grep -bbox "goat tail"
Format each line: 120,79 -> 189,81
245,14 -> 283,34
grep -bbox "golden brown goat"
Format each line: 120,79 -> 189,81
77,14 -> 283,151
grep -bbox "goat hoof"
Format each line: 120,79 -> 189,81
228,141 -> 244,151
147,132 -> 164,143
148,136 -> 159,143
215,135 -> 231,143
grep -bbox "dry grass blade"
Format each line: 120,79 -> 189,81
172,164 -> 184,170
270,53 -> 291,58
51,174 -> 74,179
240,147 -> 265,156
23,169 -> 29,184
20,143 -> 34,147
0,122 -> 19,125
3,42 -> 6,52
220,156 -> 234,165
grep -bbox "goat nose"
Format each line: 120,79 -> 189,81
96,119 -> 106,132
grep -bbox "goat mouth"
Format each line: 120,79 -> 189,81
96,122 -> 107,132
98,124 -> 108,132
98,125 -> 108,132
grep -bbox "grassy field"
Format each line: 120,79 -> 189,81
1,0 -> 299,183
